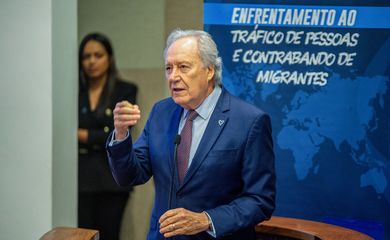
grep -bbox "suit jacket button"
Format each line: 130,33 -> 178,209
105,108 -> 112,116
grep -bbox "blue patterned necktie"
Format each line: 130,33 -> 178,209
177,110 -> 198,183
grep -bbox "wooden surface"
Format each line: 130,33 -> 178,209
256,216 -> 374,240
40,227 -> 99,240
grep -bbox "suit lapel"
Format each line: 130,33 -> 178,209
179,89 -> 230,189
168,104 -> 183,187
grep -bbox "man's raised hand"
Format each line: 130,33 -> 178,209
113,101 -> 141,140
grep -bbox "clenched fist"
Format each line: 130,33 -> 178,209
113,101 -> 141,140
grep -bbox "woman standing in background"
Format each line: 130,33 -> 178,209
78,32 -> 137,240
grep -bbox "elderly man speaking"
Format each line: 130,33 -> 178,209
106,29 -> 276,240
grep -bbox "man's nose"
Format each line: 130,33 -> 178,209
169,67 -> 180,82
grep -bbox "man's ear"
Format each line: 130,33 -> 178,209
207,66 -> 215,82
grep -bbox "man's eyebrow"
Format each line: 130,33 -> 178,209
177,61 -> 192,65
165,60 -> 192,65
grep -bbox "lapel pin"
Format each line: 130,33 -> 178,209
218,120 -> 224,126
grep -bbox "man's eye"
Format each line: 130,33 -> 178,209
180,65 -> 189,70
165,66 -> 172,71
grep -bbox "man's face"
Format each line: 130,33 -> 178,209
165,37 -> 215,110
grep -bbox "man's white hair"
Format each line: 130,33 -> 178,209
164,29 -> 223,86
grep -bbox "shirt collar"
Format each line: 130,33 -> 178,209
183,85 -> 222,120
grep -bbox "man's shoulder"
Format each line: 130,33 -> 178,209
223,89 -> 266,117
152,97 -> 180,113
154,97 -> 175,107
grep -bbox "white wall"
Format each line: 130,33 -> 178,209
52,0 -> 78,227
0,0 -> 77,239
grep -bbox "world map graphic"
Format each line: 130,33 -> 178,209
222,63 -> 389,239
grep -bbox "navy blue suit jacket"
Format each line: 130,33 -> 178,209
106,89 -> 276,240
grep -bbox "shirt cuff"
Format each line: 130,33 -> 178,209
203,211 -> 216,238
108,129 -> 129,147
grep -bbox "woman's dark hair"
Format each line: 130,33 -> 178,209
79,32 -> 118,116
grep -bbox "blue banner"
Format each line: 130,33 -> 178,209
205,4 -> 390,28
204,1 -> 390,240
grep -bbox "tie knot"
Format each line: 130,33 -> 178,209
187,110 -> 198,121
